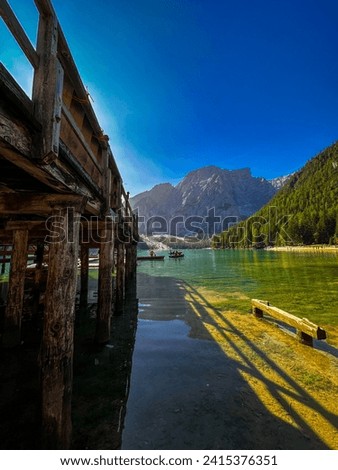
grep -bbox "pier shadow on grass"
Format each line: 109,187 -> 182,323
121,272 -> 338,450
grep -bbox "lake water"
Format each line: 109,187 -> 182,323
121,248 -> 338,450
137,249 -> 338,328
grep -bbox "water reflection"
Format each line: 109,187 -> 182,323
121,272 -> 338,450
136,249 -> 338,342
72,282 -> 139,449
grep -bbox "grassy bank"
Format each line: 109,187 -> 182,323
184,283 -> 338,449
266,245 -> 338,252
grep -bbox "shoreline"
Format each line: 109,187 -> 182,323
266,245 -> 338,253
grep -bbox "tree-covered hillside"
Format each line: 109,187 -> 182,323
213,142 -> 338,248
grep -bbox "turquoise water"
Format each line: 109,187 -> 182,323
137,249 -> 338,326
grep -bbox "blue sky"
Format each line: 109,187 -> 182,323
2,0 -> 338,195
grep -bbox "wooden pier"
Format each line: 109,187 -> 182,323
0,0 -> 138,448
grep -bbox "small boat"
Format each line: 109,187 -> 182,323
137,255 -> 165,261
137,250 -> 165,261
169,250 -> 184,259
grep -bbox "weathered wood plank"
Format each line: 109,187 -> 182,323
57,27 -> 107,151
0,193 -> 86,215
34,0 -> 55,17
108,147 -> 122,180
61,75 -> 74,108
0,138 -> 72,193
2,229 -> 28,347
35,0 -> 108,154
40,203 -> 81,449
110,176 -> 122,212
0,112 -> 32,157
251,299 -> 326,341
5,220 -> 46,231
0,0 -> 39,69
32,11 -> 63,162
61,104 -> 103,176
58,136 -> 103,200
101,143 -> 111,215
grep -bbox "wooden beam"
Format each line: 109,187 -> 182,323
35,0 -> 108,153
40,203 -> 81,449
2,229 -> 28,347
129,244 -> 137,279
96,227 -> 114,343
115,242 -> 125,306
80,218 -> 115,230
32,10 -> 63,162
5,220 -> 46,231
56,27 -> 107,151
110,176 -> 122,212
0,111 -> 33,157
251,299 -> 326,344
79,244 -> 89,311
107,147 -> 122,181
80,219 -> 115,244
59,140 -> 103,202
34,0 -> 55,17
0,193 -> 86,215
61,104 -> 103,175
102,146 -> 111,215
0,0 -> 39,69
0,139 -> 71,194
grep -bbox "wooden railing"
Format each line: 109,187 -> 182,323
0,0 -> 136,226
251,299 -> 327,347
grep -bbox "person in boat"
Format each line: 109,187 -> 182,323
149,250 -> 156,257
170,250 -> 182,257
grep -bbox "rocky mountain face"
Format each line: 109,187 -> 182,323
269,174 -> 293,190
131,166 -> 278,237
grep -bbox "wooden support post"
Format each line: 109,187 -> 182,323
2,229 -> 28,347
131,244 -> 137,277
32,242 -> 45,317
297,330 -> 313,347
115,242 -> 125,306
124,244 -> 132,282
79,244 -> 89,311
125,243 -> 137,281
95,227 -> 114,343
125,244 -> 137,297
40,203 -> 83,449
32,8 -> 63,162
252,306 -> 263,318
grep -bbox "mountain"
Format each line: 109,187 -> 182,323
269,174 -> 293,190
214,142 -> 338,247
131,166 -> 278,237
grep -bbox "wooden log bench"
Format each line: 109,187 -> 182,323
251,299 -> 327,347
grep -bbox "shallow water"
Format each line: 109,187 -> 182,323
136,249 -> 338,326
121,268 -> 338,450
